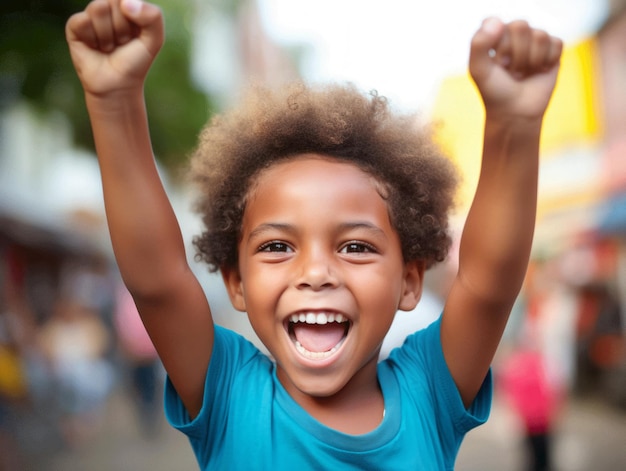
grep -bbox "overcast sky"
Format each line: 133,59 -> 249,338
258,0 -> 609,112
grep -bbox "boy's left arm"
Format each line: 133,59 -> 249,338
441,18 -> 562,407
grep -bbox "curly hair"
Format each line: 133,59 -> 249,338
188,81 -> 459,272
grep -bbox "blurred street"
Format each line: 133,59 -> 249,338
24,384 -> 197,471
457,395 -> 626,471
21,386 -> 626,471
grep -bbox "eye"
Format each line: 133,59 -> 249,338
340,241 -> 377,254
258,241 -> 292,253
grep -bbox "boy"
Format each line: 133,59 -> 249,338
66,0 -> 562,468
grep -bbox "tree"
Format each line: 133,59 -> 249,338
0,0 -> 213,169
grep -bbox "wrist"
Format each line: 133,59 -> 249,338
84,88 -> 146,118
483,113 -> 543,144
482,115 -> 542,167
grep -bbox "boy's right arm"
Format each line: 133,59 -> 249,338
66,0 -> 213,418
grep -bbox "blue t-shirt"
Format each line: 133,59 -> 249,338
165,318 -> 492,470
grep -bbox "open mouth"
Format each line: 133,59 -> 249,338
287,312 -> 350,360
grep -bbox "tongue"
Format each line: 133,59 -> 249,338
293,323 -> 346,352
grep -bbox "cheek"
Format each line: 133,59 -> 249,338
348,269 -> 403,307
240,264 -> 285,308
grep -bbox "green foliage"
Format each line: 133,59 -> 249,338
0,0 -> 214,169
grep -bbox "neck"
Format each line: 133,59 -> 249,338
278,357 -> 385,435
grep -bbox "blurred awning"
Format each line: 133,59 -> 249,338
0,186 -> 107,257
597,192 -> 626,235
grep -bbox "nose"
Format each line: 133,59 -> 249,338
294,245 -> 339,291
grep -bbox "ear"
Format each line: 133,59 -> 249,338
221,266 -> 247,312
398,260 -> 425,311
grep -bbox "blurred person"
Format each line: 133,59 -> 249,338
113,283 -> 163,438
59,258 -> 118,356
499,324 -> 564,471
38,293 -> 115,446
495,260 -> 569,471
0,256 -> 55,469
574,282 -> 624,395
0,292 -> 30,470
66,1 -> 562,470
500,347 -> 561,471
0,289 -> 30,407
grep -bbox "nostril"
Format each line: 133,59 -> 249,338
296,279 -> 337,290
294,251 -> 340,289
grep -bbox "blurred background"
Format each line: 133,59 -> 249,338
1,0 -> 625,470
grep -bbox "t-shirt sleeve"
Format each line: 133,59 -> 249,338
164,325 -> 261,463
390,317 -> 492,452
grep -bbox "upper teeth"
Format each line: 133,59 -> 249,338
289,313 -> 346,325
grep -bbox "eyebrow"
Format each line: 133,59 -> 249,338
246,221 -> 387,243
338,221 -> 387,238
247,223 -> 296,243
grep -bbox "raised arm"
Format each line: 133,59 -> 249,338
66,0 -> 213,418
441,18 -> 562,406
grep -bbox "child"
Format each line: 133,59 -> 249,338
66,1 -> 562,469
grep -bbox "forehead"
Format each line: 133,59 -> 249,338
243,154 -> 392,225
251,153 -> 382,198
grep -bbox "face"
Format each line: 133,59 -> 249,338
223,154 -> 423,403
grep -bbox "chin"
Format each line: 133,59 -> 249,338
278,366 -> 349,399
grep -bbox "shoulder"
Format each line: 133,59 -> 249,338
165,326 -> 270,421
383,317 -> 492,429
385,315 -> 443,366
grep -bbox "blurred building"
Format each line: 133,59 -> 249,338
0,104 -> 111,315
191,0 -> 300,108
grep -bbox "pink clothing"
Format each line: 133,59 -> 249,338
114,287 -> 157,361
500,350 -> 561,434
